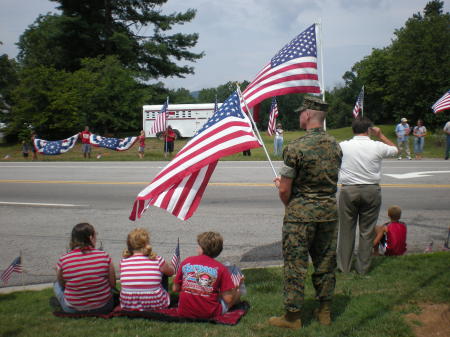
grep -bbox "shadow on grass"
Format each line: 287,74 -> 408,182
0,293 -> 17,302
2,328 -> 23,337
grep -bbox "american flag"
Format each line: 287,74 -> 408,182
431,90 -> 450,114
353,86 -> 364,118
129,91 -> 261,221
267,98 -> 279,136
1,256 -> 22,285
89,135 -> 137,151
33,134 -> 79,155
227,264 -> 244,288
241,24 -> 320,110
171,238 -> 181,274
151,98 -> 169,135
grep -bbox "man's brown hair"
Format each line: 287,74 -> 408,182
197,232 -> 223,258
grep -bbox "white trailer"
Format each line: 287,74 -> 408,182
143,103 -> 222,138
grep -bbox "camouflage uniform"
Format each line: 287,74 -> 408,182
280,127 -> 342,312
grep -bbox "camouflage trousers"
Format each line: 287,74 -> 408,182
282,220 -> 338,312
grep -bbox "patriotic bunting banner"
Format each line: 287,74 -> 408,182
431,90 -> 450,114
267,98 -> 279,136
242,24 -> 320,110
33,134 -> 79,155
129,91 -> 261,221
1,256 -> 22,285
90,135 -> 137,151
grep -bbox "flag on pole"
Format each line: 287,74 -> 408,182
89,135 -> 137,151
353,86 -> 364,118
1,256 -> 22,285
171,239 -> 181,274
129,91 -> 261,221
227,264 -> 244,288
151,98 -> 169,135
242,24 -> 320,110
33,134 -> 79,155
431,90 -> 450,114
267,98 -> 279,136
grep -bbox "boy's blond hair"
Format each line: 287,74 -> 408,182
197,232 -> 223,258
388,205 -> 402,221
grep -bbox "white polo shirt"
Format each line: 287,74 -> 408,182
339,136 -> 398,185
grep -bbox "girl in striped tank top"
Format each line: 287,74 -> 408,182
53,223 -> 116,314
119,228 -> 175,311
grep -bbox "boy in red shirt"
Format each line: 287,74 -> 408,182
172,232 -> 243,318
373,205 -> 407,256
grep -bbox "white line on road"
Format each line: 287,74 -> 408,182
0,201 -> 88,208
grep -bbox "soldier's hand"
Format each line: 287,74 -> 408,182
273,176 -> 281,188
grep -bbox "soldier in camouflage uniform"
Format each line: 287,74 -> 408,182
269,96 -> 342,329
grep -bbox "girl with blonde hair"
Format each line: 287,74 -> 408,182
119,228 -> 174,311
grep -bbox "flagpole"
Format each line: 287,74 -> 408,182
236,85 -> 278,178
20,250 -> 24,288
361,85 -> 365,117
164,97 -> 169,158
316,21 -> 327,130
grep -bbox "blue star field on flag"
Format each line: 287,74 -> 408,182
90,135 -> 137,151
33,134 -> 79,155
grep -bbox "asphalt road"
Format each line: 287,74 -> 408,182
0,160 -> 449,286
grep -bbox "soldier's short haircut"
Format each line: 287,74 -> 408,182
388,205 -> 402,221
197,232 -> 223,258
352,117 -> 373,134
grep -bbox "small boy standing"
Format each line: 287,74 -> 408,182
172,232 -> 242,319
373,205 -> 407,256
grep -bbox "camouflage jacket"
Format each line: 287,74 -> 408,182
280,128 -> 342,222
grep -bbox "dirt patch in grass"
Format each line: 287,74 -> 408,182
404,303 -> 450,337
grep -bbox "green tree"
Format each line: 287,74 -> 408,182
0,52 -> 19,130
18,0 -> 204,80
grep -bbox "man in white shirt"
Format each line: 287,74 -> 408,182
444,121 -> 450,160
337,117 -> 398,274
395,117 -> 411,160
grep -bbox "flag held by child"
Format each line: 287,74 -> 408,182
171,239 -> 181,274
1,256 -> 22,285
33,134 -> 79,155
129,91 -> 261,221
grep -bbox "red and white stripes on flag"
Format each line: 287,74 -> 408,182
267,98 -> 279,136
432,90 -> 450,114
353,86 -> 364,118
1,256 -> 22,285
242,24 -> 320,111
171,239 -> 181,274
150,98 -> 168,135
129,91 -> 261,221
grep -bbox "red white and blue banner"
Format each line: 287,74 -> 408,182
33,134 -> 79,155
90,135 -> 137,151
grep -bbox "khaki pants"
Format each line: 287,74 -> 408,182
337,184 -> 381,274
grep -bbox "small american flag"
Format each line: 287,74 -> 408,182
267,98 -> 279,136
353,86 -> 364,118
171,239 -> 181,274
33,134 -> 79,155
129,91 -> 261,221
151,98 -> 169,135
1,256 -> 22,285
89,135 -> 137,151
227,265 -> 244,288
431,90 -> 450,114
242,24 -> 320,110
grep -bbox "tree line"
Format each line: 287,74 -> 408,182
0,0 -> 449,142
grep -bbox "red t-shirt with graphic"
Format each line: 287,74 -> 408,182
385,221 -> 407,256
174,254 -> 235,318
80,131 -> 91,144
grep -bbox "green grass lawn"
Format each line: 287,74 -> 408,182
1,252 -> 449,337
1,125 -> 447,162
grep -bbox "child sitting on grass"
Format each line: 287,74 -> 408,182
172,232 -> 244,319
119,228 -> 175,311
373,205 -> 407,256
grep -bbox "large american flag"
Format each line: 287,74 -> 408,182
151,98 -> 169,135
33,134 -> 79,155
431,90 -> 450,114
267,98 -> 279,136
1,256 -> 22,285
129,91 -> 261,221
353,86 -> 364,118
241,24 -> 320,110
90,135 -> 137,151
171,238 -> 181,274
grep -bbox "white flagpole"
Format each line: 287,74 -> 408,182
316,21 -> 327,130
164,96 -> 169,157
236,85 -> 278,178
361,85 -> 365,117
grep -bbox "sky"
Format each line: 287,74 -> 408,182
1,0 -> 448,92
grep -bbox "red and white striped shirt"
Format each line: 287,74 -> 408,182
57,248 -> 112,310
119,254 -> 170,310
